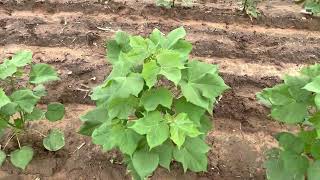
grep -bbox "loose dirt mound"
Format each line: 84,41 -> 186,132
0,0 -> 319,179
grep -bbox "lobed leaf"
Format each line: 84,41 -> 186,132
29,64 -> 60,84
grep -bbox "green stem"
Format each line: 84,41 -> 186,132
243,0 -> 248,12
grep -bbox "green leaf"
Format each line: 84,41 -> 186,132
173,137 -> 209,172
45,103 -> 65,121
153,141 -> 174,170
301,64 -> 320,78
106,73 -> 144,99
92,122 -> 117,151
311,140 -> 320,159
265,150 -> 309,180
298,129 -> 317,153
284,75 -> 311,102
92,122 -> 142,155
171,39 -> 192,61
308,160 -> 320,180
130,111 -> 169,149
169,113 -> 202,148
0,88 -> 11,109
0,59 -> 17,80
165,27 -> 186,49
157,51 -> 184,85
0,150 -> 5,166
140,88 -> 173,111
141,60 -> 160,88
174,97 -> 205,126
25,108 -> 45,121
132,149 -> 159,179
29,64 -> 60,84
276,132 -> 304,154
11,89 -> 40,113
271,102 -> 308,124
303,76 -> 320,93
180,61 -> 229,111
108,96 -> 138,119
33,84 -> 47,97
106,31 -> 131,64
43,129 -> 65,151
79,107 -> 109,136
11,50 -> 32,67
199,115 -> 212,134
149,28 -> 165,48
315,94 -> 320,109
10,146 -> 34,170
0,102 -> 17,116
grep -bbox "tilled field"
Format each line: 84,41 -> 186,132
0,0 -> 319,179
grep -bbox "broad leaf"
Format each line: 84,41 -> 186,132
308,160 -> 320,180
169,113 -> 202,148
11,50 -> 32,67
141,60 -> 160,88
303,75 -> 320,93
0,59 -> 17,80
149,28 -> 165,48
0,89 -> 11,109
311,140 -> 320,159
271,102 -> 308,124
132,149 -> 159,179
10,146 -> 34,170
157,51 -> 184,85
0,150 -> 5,166
33,84 -> 47,97
92,122 -> 142,155
29,64 -> 60,84
276,132 -> 304,154
174,97 -> 205,126
25,108 -> 45,121
45,103 -> 65,121
173,137 -> 210,172
79,107 -> 109,136
130,111 -> 169,149
316,94 -> 320,109
140,88 -> 173,111
11,89 -> 40,113
43,129 -> 65,151
107,96 -> 138,119
165,27 -> 186,49
153,141 -> 174,170
105,73 -> 144,99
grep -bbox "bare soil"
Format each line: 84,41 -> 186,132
0,0 -> 318,179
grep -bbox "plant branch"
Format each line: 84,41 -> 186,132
16,134 -> 21,149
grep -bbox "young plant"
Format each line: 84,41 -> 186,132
0,51 -> 65,170
257,64 -> 320,180
241,0 -> 260,19
296,0 -> 320,16
155,0 -> 194,8
79,27 -> 229,179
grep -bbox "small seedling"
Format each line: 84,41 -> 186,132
0,51 -> 65,170
296,0 -> 320,16
241,0 -> 260,19
257,63 -> 320,180
79,27 -> 229,179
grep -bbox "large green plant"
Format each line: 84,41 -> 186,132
79,27 -> 229,179
257,64 -> 320,180
0,51 -> 65,170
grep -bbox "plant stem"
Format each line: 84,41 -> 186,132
172,0 -> 175,7
16,134 -> 21,149
243,0 -> 248,12
2,133 -> 15,151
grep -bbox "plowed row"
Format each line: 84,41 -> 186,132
0,0 -> 319,179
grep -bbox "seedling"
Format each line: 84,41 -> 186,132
257,63 -> 320,180
0,51 -> 65,170
155,0 -> 194,8
241,0 -> 260,19
79,27 -> 229,179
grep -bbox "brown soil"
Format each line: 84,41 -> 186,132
0,0 -> 318,179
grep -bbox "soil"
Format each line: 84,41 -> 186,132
0,0 -> 318,179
